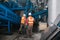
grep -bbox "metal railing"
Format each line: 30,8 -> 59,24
0,4 -> 20,24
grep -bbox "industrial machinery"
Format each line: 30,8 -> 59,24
0,4 -> 20,34
0,0 -> 22,34
1,0 -> 60,40
0,0 -> 48,34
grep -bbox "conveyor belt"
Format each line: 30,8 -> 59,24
47,28 -> 60,40
40,25 -> 58,40
40,25 -> 60,40
51,31 -> 60,40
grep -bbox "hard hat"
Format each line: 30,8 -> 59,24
28,12 -> 31,15
23,14 -> 26,16
45,6 -> 48,8
44,6 -> 48,10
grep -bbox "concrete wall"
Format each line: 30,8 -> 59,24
48,0 -> 60,26
56,0 -> 60,15
48,0 -> 57,26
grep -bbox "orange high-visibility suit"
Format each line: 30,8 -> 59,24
28,16 -> 34,27
27,16 -> 34,37
21,16 -> 26,24
18,16 -> 26,34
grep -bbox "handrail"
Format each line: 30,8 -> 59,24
1,1 -> 25,10
0,4 -> 20,24
32,10 -> 48,16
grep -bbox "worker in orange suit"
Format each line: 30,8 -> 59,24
18,14 -> 26,34
27,13 -> 35,37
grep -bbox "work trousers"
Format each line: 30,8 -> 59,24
26,26 -> 33,37
19,24 -> 26,34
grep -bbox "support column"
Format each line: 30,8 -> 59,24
8,21 -> 11,33
48,0 -> 57,26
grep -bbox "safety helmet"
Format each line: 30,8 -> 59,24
44,5 -> 48,10
23,14 -> 26,16
28,12 -> 31,16
45,6 -> 48,8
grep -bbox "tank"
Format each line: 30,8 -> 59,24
48,0 -> 58,26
